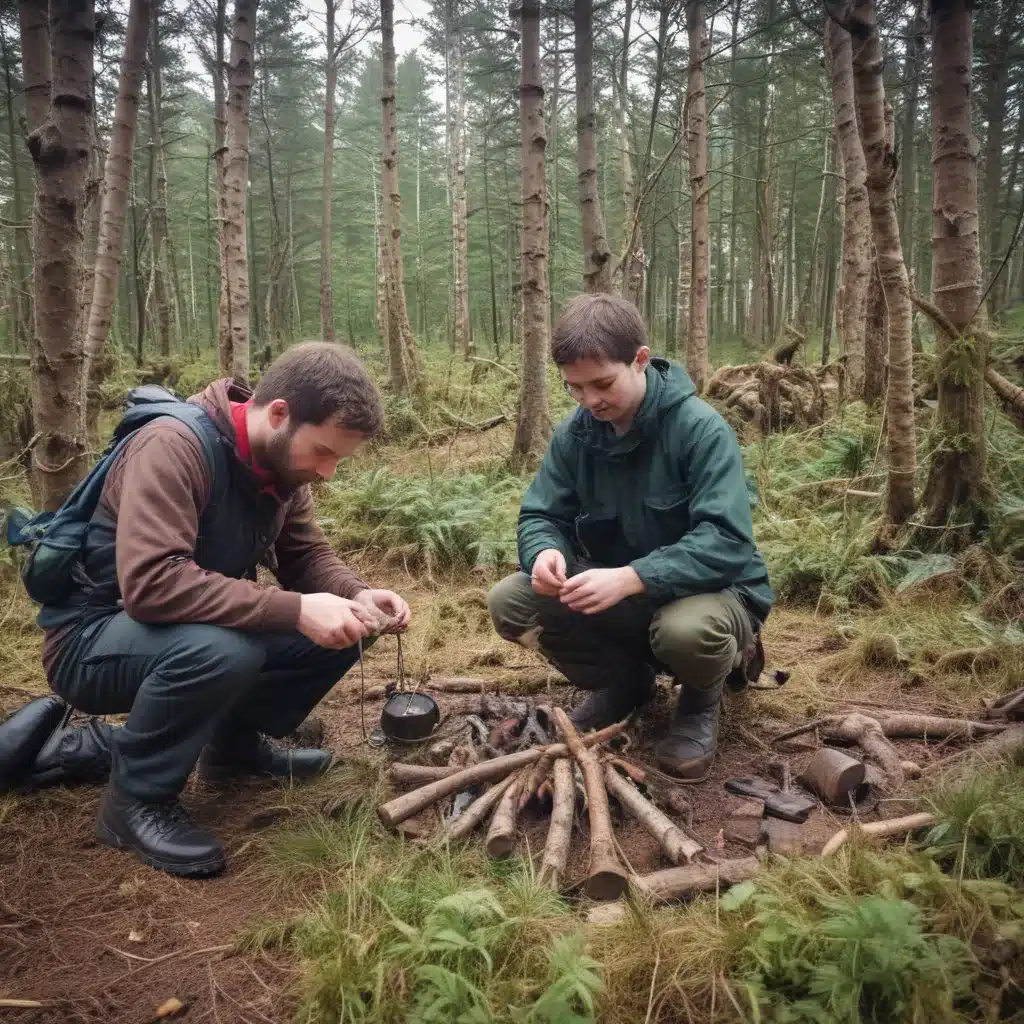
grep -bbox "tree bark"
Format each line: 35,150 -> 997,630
219,0 -> 258,386
898,1 -> 925,298
573,0 -> 611,293
380,0 -> 422,395
922,0 -> 986,526
17,3 -> 50,137
851,1 -> 916,524
675,91 -> 690,358
826,8 -> 870,398
212,0 -> 229,372
685,0 -> 708,393
446,0 -> 471,358
23,0 -> 95,510
1,18 -> 32,352
83,0 -> 150,435
320,0 -> 338,343
512,0 -> 551,464
986,366 -> 1024,429
147,7 -> 173,359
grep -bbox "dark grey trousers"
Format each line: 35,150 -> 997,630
48,612 -> 367,801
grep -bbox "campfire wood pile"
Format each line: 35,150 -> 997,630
374,681 -> 1024,904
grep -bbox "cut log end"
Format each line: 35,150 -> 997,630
584,867 -> 630,902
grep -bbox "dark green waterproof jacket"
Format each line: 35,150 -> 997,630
517,357 -> 774,623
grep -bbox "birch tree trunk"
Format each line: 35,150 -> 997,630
320,0 -> 338,343
685,0 -> 708,393
23,0 -> 95,510
83,0 -> 150,435
219,0 -> 258,385
380,0 -> 422,395
851,0 -> 915,524
512,0 -> 551,464
573,0 -> 611,293
825,8 -> 870,398
446,1 -> 471,358
921,0 -> 986,526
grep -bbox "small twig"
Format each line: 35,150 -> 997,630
771,717 -> 832,744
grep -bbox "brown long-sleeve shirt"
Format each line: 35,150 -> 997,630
42,379 -> 368,677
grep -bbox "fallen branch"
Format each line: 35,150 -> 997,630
485,770 -> 524,857
604,765 -> 702,864
986,366 -> 1024,429
872,712 -> 1004,740
378,720 -> 628,828
821,811 -> 936,857
445,773 -> 519,842
539,758 -> 574,888
553,707 -> 628,901
633,856 -> 761,901
389,764 -> 454,786
909,290 -> 958,339
0,1000 -> 44,1009
351,675 -> 553,701
436,405 -> 508,432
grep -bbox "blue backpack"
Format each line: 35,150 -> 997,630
4,384 -> 228,606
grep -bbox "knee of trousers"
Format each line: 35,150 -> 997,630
159,625 -> 267,691
649,612 -> 739,688
487,572 -> 546,646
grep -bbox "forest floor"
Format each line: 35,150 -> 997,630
1,345 -> 1024,1023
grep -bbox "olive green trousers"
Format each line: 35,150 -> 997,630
487,570 -> 755,711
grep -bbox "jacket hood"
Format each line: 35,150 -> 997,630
187,377 -> 254,444
567,357 -> 696,457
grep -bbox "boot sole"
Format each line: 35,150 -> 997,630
96,819 -> 226,878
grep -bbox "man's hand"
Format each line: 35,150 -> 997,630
354,588 -> 411,633
297,593 -> 379,649
531,549 -> 568,596
559,566 -> 645,614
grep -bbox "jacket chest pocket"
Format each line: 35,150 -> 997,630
642,491 -> 691,544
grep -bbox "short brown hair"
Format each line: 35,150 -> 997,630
253,342 -> 385,437
550,293 -> 647,365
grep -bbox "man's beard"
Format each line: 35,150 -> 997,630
253,425 -> 315,491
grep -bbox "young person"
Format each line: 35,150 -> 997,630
488,294 -> 773,781
40,343 -> 410,877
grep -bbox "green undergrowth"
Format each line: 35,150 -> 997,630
244,763 -> 1024,1024
317,463 -> 523,577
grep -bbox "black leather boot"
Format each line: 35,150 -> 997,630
24,717 -> 114,789
96,781 -> 225,877
653,695 -> 722,783
0,695 -> 68,791
567,670 -> 655,733
198,732 -> 333,784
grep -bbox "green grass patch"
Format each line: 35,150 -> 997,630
924,762 -> 1024,887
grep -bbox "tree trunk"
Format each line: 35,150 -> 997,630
380,0 -> 422,394
320,0 -> 337,343
147,8 -> 173,359
219,0 -> 258,385
83,0 -> 150,437
574,0 -> 611,293
512,0 -> 551,464
981,5 -> 1012,317
898,1 -> 925,295
921,0 -> 986,527
852,1 -> 915,524
18,3 -> 50,136
685,0 -> 709,393
796,131 -> 831,333
1,18 -> 32,352
446,1 -> 471,358
23,0 -> 94,510
675,93 -> 690,358
212,0 -> 229,373
826,9 -> 870,398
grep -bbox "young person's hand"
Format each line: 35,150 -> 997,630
559,566 -> 644,614
354,588 -> 412,632
297,593 -> 379,648
531,549 -> 568,596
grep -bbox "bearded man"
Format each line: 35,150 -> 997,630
38,342 -> 410,877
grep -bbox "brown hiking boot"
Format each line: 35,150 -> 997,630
654,699 -> 721,782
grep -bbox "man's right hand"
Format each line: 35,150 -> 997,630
297,593 -> 380,649
531,549 -> 567,597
